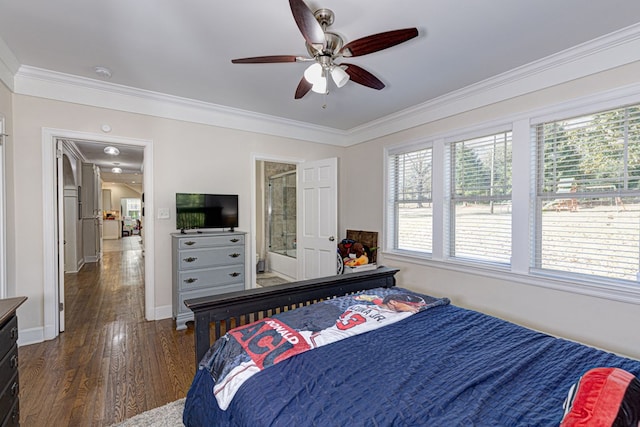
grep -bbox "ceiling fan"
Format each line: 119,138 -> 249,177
231,0 -> 419,99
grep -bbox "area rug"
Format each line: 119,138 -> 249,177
110,398 -> 185,427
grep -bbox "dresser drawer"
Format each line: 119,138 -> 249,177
0,316 -> 18,362
0,370 -> 20,425
178,247 -> 244,270
178,234 -> 244,249
178,265 -> 245,291
176,283 -> 245,315
0,344 -> 18,396
1,397 -> 19,427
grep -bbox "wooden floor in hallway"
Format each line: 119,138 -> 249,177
19,236 -> 195,426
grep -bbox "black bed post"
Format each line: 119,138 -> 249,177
194,312 -> 212,368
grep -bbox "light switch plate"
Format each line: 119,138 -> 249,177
157,208 -> 170,219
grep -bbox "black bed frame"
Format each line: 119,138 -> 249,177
184,266 -> 399,367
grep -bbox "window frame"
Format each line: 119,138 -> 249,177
530,103 -> 640,283
386,142 -> 435,256
383,83 -> 640,305
447,130 -> 513,266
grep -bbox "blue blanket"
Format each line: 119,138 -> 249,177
184,291 -> 640,426
198,287 -> 448,409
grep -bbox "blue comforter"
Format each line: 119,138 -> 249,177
184,293 -> 640,426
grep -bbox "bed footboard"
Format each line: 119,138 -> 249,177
184,266 -> 399,367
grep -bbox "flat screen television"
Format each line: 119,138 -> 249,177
176,193 -> 238,231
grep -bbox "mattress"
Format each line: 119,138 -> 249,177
183,288 -> 640,426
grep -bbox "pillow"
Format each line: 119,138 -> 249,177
560,367 -> 640,427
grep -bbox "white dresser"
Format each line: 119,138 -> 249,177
171,231 -> 246,330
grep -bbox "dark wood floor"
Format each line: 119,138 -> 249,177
19,238 -> 195,426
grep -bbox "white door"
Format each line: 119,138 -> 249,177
297,157 -> 338,280
56,140 -> 66,332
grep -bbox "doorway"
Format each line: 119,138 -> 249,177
263,162 -> 297,281
252,156 -> 301,288
251,155 -> 338,286
42,128 -> 155,340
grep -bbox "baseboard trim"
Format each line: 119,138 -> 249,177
154,305 -> 172,321
18,326 -> 44,347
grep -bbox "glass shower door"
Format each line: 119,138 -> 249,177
268,171 -> 297,258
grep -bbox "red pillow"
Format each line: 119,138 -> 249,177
561,367 -> 640,427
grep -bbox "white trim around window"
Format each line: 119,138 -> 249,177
383,82 -> 640,305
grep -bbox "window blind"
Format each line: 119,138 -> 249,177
533,104 -> 640,281
387,147 -> 433,253
450,131 -> 512,264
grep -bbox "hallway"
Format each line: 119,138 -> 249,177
18,236 -> 195,426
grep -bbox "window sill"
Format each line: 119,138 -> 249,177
382,251 -> 640,305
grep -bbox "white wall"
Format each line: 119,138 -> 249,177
102,182 -> 142,214
0,82 -> 13,300
342,61 -> 640,360
9,95 -> 344,335
4,57 -> 640,360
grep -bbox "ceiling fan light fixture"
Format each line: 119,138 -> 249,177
303,63 -> 323,85
330,65 -> 350,88
304,62 -> 328,94
311,77 -> 328,94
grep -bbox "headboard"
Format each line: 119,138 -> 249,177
184,266 -> 399,367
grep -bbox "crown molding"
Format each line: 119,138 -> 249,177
0,37 -> 19,91
8,23 -> 640,147
14,66 -> 349,145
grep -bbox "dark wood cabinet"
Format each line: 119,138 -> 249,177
0,297 -> 26,427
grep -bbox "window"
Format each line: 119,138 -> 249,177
533,104 -> 640,281
449,131 -> 512,264
387,147 -> 433,253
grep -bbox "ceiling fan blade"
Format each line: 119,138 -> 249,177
294,77 -> 313,99
289,0 -> 325,52
340,28 -> 419,58
231,55 -> 300,64
342,63 -> 385,90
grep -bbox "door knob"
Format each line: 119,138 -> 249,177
329,236 -> 335,242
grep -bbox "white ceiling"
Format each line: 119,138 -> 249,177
66,139 -> 144,185
1,0 -> 640,134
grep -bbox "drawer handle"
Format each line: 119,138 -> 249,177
10,354 -> 18,369
183,257 -> 198,263
10,326 -> 18,340
184,241 -> 196,246
229,272 -> 241,277
230,238 -> 239,243
11,381 -> 19,396
184,278 -> 198,284
229,253 -> 241,258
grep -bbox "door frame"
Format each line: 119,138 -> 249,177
42,128 -> 155,340
250,153 -> 304,288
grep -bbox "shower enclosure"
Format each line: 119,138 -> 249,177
267,170 -> 297,278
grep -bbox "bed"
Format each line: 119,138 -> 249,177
182,266 -> 640,426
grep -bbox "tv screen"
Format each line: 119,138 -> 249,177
176,193 -> 238,231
